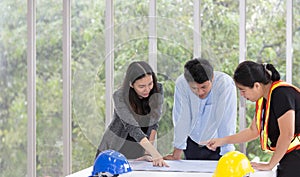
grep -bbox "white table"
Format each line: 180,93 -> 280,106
66,160 -> 276,177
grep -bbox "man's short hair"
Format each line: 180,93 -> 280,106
184,58 -> 213,84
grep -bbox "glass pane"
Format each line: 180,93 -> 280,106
201,0 -> 239,74
293,1 -> 300,87
71,0 -> 106,172
36,1 -> 63,176
114,0 -> 149,62
0,0 -> 27,176
114,0 -> 150,86
246,1 -> 286,75
156,0 -> 194,155
246,0 -> 286,161
157,0 -> 194,56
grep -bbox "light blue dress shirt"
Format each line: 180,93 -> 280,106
172,71 -> 237,155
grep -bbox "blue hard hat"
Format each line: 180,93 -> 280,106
89,149 -> 132,177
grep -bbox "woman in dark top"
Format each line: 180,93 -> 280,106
205,61 -> 300,177
95,61 -> 168,167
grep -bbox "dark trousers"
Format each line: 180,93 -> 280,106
183,137 -> 222,160
276,149 -> 300,177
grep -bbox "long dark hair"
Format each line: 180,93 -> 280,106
233,61 -> 280,88
123,61 -> 159,115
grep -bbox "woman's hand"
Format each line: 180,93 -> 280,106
136,154 -> 169,167
203,138 -> 225,151
152,156 -> 169,167
250,162 -> 273,171
135,154 -> 153,162
139,137 -> 169,167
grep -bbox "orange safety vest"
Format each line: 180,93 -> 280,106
255,80 -> 300,153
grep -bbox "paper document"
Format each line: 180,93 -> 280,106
129,160 -> 217,173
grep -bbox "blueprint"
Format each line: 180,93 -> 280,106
128,160 -> 217,173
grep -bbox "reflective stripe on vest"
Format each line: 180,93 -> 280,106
255,80 -> 300,153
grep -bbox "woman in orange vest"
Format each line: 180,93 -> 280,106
205,61 -> 300,177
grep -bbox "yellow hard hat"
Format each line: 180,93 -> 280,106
213,151 -> 254,177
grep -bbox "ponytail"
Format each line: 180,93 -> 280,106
264,63 -> 280,82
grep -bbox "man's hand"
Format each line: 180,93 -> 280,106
163,154 -> 177,160
163,148 -> 182,160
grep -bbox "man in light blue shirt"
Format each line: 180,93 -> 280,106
164,58 -> 237,160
